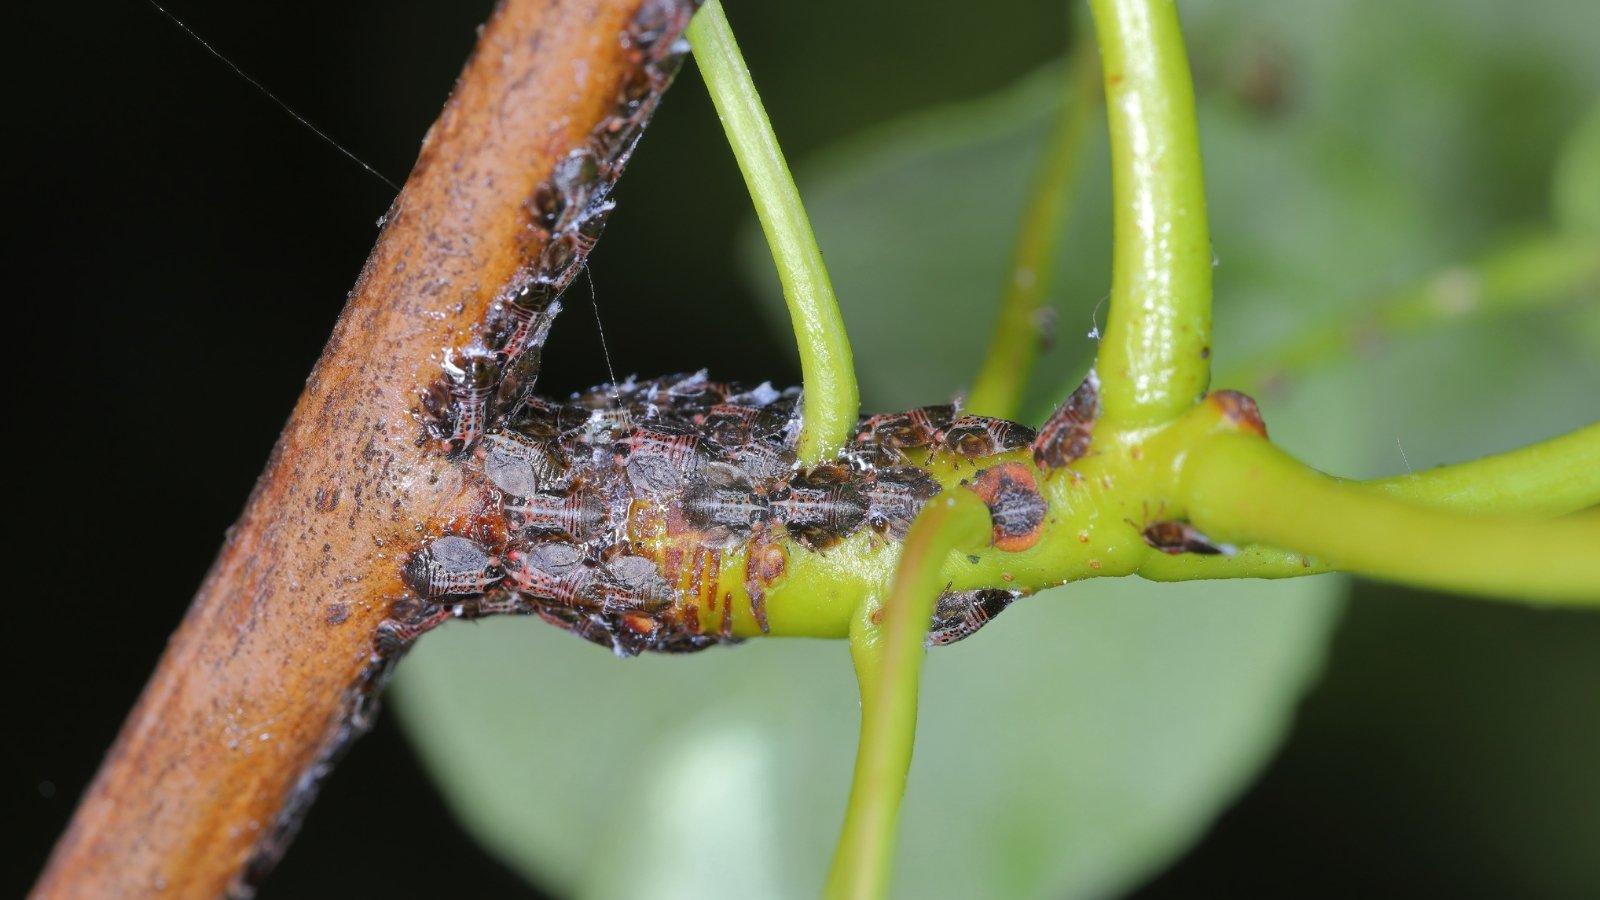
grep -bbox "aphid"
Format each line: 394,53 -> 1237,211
864,466 -> 942,540
969,463 -> 1047,552
726,441 -> 796,483
620,426 -> 704,496
437,348 -> 501,454
943,415 -> 1036,461
402,535 -> 501,599
596,554 -> 675,613
683,461 -> 771,548
751,392 -> 803,448
1207,389 -> 1268,437
505,541 -> 598,607
927,589 -> 1019,646
1034,369 -> 1100,469
770,464 -> 868,551
855,404 -> 957,457
506,490 -> 607,542
701,403 -> 760,449
1137,520 -> 1235,556
544,149 -> 602,233
480,430 -> 569,498
623,0 -> 695,66
485,282 -> 558,360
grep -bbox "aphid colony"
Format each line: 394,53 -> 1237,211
383,0 -> 1196,659
420,0 -> 699,455
389,372 -> 1073,657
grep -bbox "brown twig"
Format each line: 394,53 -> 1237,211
33,1 -> 682,895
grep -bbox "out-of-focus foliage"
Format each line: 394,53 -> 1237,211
393,0 -> 1599,896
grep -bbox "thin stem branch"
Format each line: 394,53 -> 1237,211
1369,421 -> 1600,516
688,0 -> 858,462
1142,421 -> 1600,580
1178,433 -> 1600,604
967,48 -> 1099,419
827,491 -> 992,900
1088,0 -> 1213,425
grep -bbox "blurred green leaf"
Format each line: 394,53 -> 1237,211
395,0 -> 1600,897
1552,101 -> 1600,233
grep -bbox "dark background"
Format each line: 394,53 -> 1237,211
9,1 -> 1597,897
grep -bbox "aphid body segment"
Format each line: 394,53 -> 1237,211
1139,520 -> 1236,556
944,415 -> 1037,461
770,464 -> 870,551
403,535 -> 500,599
1034,369 -> 1100,470
927,589 -> 1019,646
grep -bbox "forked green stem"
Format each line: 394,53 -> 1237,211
967,48 -> 1099,419
1142,421 -> 1600,580
688,0 -> 858,463
1088,0 -> 1214,425
827,491 -> 992,900
1179,433 -> 1600,603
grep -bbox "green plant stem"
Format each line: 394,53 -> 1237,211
688,0 -> 857,463
966,48 -> 1099,419
1142,420 -> 1600,580
827,491 -> 992,900
1177,432 -> 1600,603
1225,231 -> 1600,391
1088,0 -> 1212,425
1370,421 -> 1600,515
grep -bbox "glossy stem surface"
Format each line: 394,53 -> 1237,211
1088,0 -> 1212,425
689,0 -> 858,462
828,492 -> 992,900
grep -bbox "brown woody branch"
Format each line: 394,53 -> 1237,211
33,1 -> 670,895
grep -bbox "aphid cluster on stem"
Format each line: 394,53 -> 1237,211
387,1 -> 1124,664
386,369 -> 1085,658
419,0 -> 703,455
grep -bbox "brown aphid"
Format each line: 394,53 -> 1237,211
927,589 -> 1019,646
726,441 -> 796,483
683,462 -> 772,549
402,535 -> 501,599
864,466 -> 942,540
480,430 -> 569,498
436,348 -> 501,454
969,463 -> 1047,552
856,404 -> 957,455
485,284 -> 558,359
506,490 -> 607,542
751,393 -> 803,448
701,403 -> 760,449
944,416 -> 1036,461
620,426 -> 704,496
505,541 -> 599,607
770,463 -> 868,551
1034,369 -> 1100,469
1138,520 -> 1235,556
1208,389 -> 1268,437
596,555 -> 675,613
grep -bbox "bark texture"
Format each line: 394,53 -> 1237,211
33,1 -> 670,895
